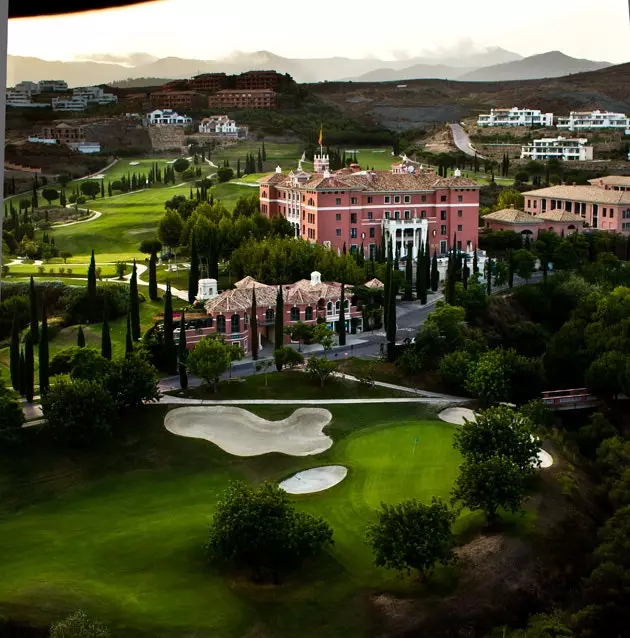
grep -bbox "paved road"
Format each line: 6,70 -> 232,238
449,123 -> 486,159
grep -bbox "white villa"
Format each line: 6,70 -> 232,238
198,114 -> 247,138
521,136 -> 594,161
477,107 -> 554,128
37,80 -> 68,93
6,90 -> 49,108
52,96 -> 89,112
72,86 -> 118,105
556,110 -> 630,134
146,109 -> 192,126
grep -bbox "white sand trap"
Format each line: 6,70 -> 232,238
439,407 -> 476,425
164,406 -> 333,457
280,466 -> 348,494
438,407 -> 554,468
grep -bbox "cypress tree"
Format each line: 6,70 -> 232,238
417,242 -> 428,304
10,313 -> 20,391
178,311 -> 188,389
77,326 -> 86,347
342,242 -> 347,255
473,245 -> 479,274
274,285 -> 284,370
338,282 -> 346,346
257,149 -> 263,172
87,250 -> 97,308
463,255 -> 469,290
430,251 -> 439,292
486,258 -> 493,295
101,312 -> 112,360
386,262 -> 397,362
107,181 -> 112,197
130,260 -> 141,340
100,181 -> 105,198
383,259 -> 390,332
380,233 -> 387,262
39,305 -> 49,395
19,349 -> 26,396
149,250 -> 158,301
236,158 -> 241,178
24,333 -> 34,403
405,242 -> 413,288
262,141 -> 267,161
445,253 -> 456,305
125,313 -> 133,357
29,276 -> 39,345
163,282 -> 176,373
188,230 -> 200,304
251,286 -> 259,361
508,250 -> 515,289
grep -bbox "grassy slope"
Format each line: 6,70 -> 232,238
0,403 -> 464,638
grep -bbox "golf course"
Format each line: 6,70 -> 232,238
0,402 -> 485,638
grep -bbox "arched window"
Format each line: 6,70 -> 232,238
290,307 -> 300,321
344,299 -> 350,310
266,308 -> 275,322
326,301 -> 333,315
231,314 -> 240,333
216,315 -> 226,333
305,306 -> 313,321
335,300 -> 340,312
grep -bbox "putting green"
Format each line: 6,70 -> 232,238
0,405 -> 460,638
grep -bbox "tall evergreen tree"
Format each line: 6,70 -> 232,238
101,310 -> 112,360
486,258 -> 493,295
29,276 -> 39,345
149,250 -> 158,301
236,158 -> 241,178
107,181 -> 112,197
188,230 -> 200,304
383,259 -> 390,332
10,313 -> 20,391
262,141 -> 267,161
24,332 -> 34,403
380,233 -> 387,262
462,255 -> 469,290
430,251 -> 439,292
178,311 -> 188,390
416,242 -> 428,304
405,242 -> 413,288
508,250 -> 515,289
100,181 -> 105,198
39,305 -> 49,395
19,349 -> 26,396
87,250 -> 97,308
125,313 -> 133,357
274,285 -> 284,370
386,262 -> 397,362
130,260 -> 141,341
257,149 -> 263,172
473,245 -> 479,274
445,253 -> 456,305
77,326 -> 86,347
251,286 -> 259,361
163,282 -> 176,373
338,282 -> 346,346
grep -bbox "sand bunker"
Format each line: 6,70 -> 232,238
164,406 -> 333,457
439,407 -> 476,425
280,466 -> 348,494
438,407 -> 554,468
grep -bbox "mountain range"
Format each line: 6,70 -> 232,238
7,48 -> 615,87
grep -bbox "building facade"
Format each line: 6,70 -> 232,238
40,123 -> 87,144
150,90 -> 205,109
477,107 -> 554,128
189,73 -> 228,92
198,115 -> 247,137
72,86 -> 118,105
37,80 -> 69,92
524,180 -> 630,234
207,89 -> 276,109
145,109 -> 192,125
588,176 -> 630,192
259,157 -> 480,257
52,96 -> 88,112
6,90 -> 49,108
14,81 -> 40,94
521,136 -> 593,161
174,273 -> 367,354
235,71 -> 282,90
556,110 -> 630,133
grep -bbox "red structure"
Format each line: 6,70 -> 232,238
189,73 -> 228,93
207,89 -> 276,109
235,71 -> 281,90
150,90 -> 205,109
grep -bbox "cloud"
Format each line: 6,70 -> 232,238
71,52 -> 158,67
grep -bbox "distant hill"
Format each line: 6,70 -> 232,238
349,64 -> 473,82
459,51 -> 612,82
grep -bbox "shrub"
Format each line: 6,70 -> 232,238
105,352 -> 160,409
0,295 -> 29,340
438,349 -> 474,394
50,609 -> 109,638
41,377 -> 116,446
274,346 -> 304,371
61,283 -> 129,323
69,348 -> 112,381
0,381 -> 25,446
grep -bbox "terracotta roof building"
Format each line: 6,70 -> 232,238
176,272 -> 363,354
524,179 -> 630,234
483,205 -> 584,236
259,155 -> 480,258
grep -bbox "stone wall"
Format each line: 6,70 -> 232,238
148,126 -> 186,151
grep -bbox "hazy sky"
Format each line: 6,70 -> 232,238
8,0 -> 630,63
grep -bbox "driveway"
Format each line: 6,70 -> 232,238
449,123 -> 486,159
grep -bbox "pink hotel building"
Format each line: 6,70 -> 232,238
258,156 -> 481,258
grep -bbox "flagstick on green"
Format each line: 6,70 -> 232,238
413,436 -> 419,455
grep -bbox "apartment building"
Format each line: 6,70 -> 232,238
477,107 -> 554,128
145,109 -> 192,125
521,136 -> 593,161
52,96 -> 89,112
556,110 -> 630,133
235,71 -> 282,90
189,73 -> 228,92
6,90 -> 49,108
523,178 -> 630,233
37,80 -> 69,92
72,86 -> 118,105
259,156 -> 480,257
14,81 -> 39,95
207,89 -> 276,109
40,122 -> 87,144
150,90 -> 205,109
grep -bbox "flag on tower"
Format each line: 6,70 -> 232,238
318,126 -> 323,146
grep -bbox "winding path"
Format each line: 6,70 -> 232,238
449,123 -> 486,159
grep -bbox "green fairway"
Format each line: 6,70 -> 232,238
211,141 -> 303,172
0,403 -> 462,637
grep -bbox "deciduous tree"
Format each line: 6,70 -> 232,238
187,335 -> 231,392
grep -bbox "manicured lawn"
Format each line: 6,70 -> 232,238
211,142 -> 303,172
0,403 -> 463,637
183,369 -> 417,400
